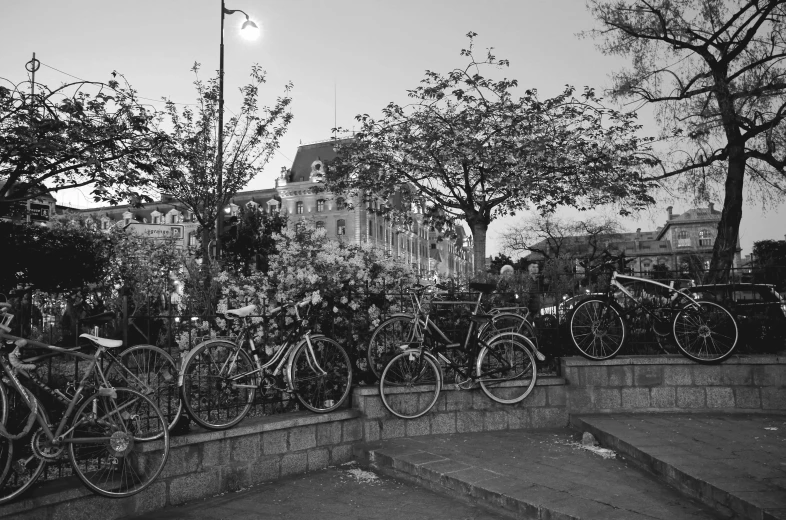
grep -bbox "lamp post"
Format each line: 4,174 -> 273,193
216,0 -> 258,260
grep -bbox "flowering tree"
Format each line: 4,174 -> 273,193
154,64 -> 293,263
325,33 -> 655,273
584,0 -> 786,281
0,72 -> 162,210
210,225 -> 415,382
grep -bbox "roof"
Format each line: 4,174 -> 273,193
289,139 -> 351,182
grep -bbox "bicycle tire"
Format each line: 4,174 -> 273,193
290,336 -> 352,413
68,387 -> 169,498
480,313 -> 538,348
0,383 -> 48,505
673,300 -> 739,363
569,298 -> 627,360
478,332 -> 537,404
105,345 -> 182,437
0,382 -> 8,491
367,315 -> 419,380
379,349 -> 441,419
181,340 -> 256,430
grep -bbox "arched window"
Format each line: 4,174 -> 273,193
337,219 -> 346,235
295,201 -> 304,214
316,199 -> 325,212
698,228 -> 712,246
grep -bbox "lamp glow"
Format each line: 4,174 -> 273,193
240,19 -> 260,40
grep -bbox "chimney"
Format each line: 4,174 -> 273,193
666,206 -> 673,219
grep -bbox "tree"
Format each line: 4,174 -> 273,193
500,213 -> 625,264
0,220 -> 113,293
584,0 -> 786,282
324,33 -> 655,273
0,72 -> 162,210
155,63 -> 293,264
752,238 -> 786,289
221,205 -> 288,276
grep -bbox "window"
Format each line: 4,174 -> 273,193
368,220 -> 373,236
317,199 -> 325,212
336,197 -> 346,210
189,233 -> 197,247
295,201 -> 304,214
316,221 -> 325,230
430,243 -> 436,249
337,219 -> 346,235
152,215 -> 160,224
699,229 -> 712,246
677,229 -> 690,247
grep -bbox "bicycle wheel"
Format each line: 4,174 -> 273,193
291,337 -> 352,413
379,349 -> 441,419
569,298 -> 627,360
673,300 -> 739,363
68,387 -> 169,497
367,316 -> 419,381
105,345 -> 182,437
0,384 -> 48,505
480,313 -> 538,348
181,341 -> 256,430
478,333 -> 537,404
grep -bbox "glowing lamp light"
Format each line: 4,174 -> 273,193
240,19 -> 260,40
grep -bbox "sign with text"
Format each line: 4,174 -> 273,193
126,223 -> 185,243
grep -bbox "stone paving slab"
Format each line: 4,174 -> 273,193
130,461 -> 510,520
571,413 -> 786,520
355,429 -> 719,520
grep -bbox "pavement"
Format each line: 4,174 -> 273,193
130,413 -> 786,520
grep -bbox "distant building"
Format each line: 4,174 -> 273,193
524,203 -> 742,273
0,181 -> 56,226
73,139 -> 474,278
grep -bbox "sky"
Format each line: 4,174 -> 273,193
1,0 -> 784,258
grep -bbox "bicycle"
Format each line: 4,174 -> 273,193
567,251 -> 739,363
179,296 -> 353,431
366,284 -> 542,381
0,304 -> 169,504
378,282 -> 539,419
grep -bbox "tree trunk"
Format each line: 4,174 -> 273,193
470,221 -> 488,275
707,149 -> 745,283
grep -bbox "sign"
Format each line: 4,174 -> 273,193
126,223 -> 184,241
29,203 -> 50,221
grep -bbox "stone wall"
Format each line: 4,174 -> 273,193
561,355 -> 786,413
0,410 -> 362,520
353,378 -> 568,441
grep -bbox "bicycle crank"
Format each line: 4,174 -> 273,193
31,429 -> 65,461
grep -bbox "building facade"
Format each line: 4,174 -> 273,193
525,203 -> 742,273
71,140 -> 474,278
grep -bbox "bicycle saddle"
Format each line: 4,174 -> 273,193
225,305 -> 257,319
79,333 -> 123,348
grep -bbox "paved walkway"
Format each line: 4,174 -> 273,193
573,413 -> 786,520
132,461 -> 508,520
131,412 -> 786,520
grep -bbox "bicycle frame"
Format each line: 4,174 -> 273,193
178,302 -> 330,394
0,335 -> 130,446
609,271 -> 700,324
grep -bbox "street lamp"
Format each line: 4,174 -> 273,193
216,0 -> 259,260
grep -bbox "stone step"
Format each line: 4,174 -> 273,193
570,413 -> 786,520
353,429 -> 720,520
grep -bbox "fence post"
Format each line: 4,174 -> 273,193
122,292 -> 129,349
